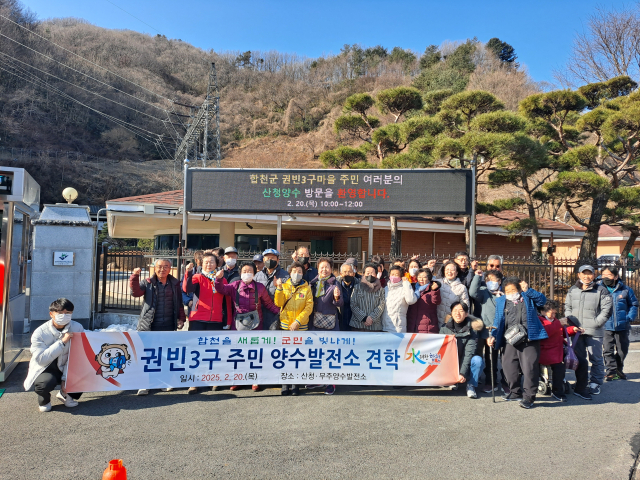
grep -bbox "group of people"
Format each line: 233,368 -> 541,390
24,247 -> 636,411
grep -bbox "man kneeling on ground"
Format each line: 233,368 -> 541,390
24,298 -> 84,412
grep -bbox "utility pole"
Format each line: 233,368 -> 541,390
174,63 -> 221,168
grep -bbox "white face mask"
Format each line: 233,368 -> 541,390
241,272 -> 254,283
409,268 -> 419,276
506,293 -> 521,302
54,313 -> 72,326
291,272 -> 303,284
376,272 -> 382,279
225,258 -> 237,268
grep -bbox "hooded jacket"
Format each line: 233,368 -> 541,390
24,320 -> 85,391
598,279 -> 638,332
439,315 -> 484,379
183,270 -> 233,326
564,281 -> 613,337
274,279 -> 314,330
349,277 -> 386,331
491,288 -> 548,349
407,281 -> 442,334
436,277 -> 470,327
310,274 -> 344,331
382,279 -> 418,333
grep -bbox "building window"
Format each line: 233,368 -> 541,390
154,234 -> 219,251
347,237 -> 362,256
235,235 -> 277,252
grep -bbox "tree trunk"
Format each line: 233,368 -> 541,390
621,227 -> 639,259
577,191 -> 609,261
390,216 -> 400,257
522,175 -> 541,258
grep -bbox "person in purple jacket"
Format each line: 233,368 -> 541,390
214,262 -> 280,393
307,257 -> 344,395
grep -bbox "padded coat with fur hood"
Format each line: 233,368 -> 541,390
437,277 -> 470,327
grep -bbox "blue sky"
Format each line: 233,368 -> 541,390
22,0 -> 622,83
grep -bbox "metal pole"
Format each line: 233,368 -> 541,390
182,158 -> 189,250
277,215 -> 282,253
469,160 -> 477,258
549,232 -> 555,301
93,208 -> 107,320
100,244 -> 108,313
0,202 -> 15,371
368,216 -> 373,261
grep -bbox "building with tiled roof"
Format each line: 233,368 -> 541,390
543,224 -> 640,260
106,189 -> 585,258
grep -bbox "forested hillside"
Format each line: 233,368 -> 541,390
0,0 -> 540,204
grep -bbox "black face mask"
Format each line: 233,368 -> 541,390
365,275 -> 377,283
300,257 -> 310,265
602,277 -> 616,287
265,259 -> 278,270
342,275 -> 354,284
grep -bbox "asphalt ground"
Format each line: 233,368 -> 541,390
1,350 -> 639,480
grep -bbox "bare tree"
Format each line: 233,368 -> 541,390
557,4 -> 640,86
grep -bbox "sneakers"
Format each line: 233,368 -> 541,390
551,392 -> 567,402
466,385 -> 477,399
56,391 -> 78,408
501,393 -> 522,402
325,385 -> 336,395
281,386 -> 291,396
573,390 -> 592,400
252,384 -> 261,392
450,385 -> 458,391
482,384 -> 498,394
589,383 -> 601,395
137,389 -> 149,396
211,386 -> 220,391
39,403 -> 52,413
230,385 -> 241,391
501,384 -> 511,395
617,370 -> 627,380
519,399 -> 534,409
162,388 -> 174,392
305,384 -> 325,390
605,374 -> 616,382
291,386 -> 300,396
187,387 -> 198,395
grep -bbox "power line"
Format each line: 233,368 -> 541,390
0,13 -> 174,104
0,30 -> 169,113
0,62 -> 176,150
0,51 -> 167,122
102,0 -> 163,35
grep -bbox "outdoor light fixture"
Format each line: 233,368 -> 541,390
246,222 -> 253,229
62,187 -> 78,204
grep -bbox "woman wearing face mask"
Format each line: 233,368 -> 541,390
215,262 -> 280,392
24,298 -> 84,412
407,268 -> 442,334
275,262 -> 314,396
349,263 -> 386,331
436,261 -> 470,328
382,266 -> 418,333
405,259 -> 421,286
469,269 -> 508,394
487,277 -> 547,409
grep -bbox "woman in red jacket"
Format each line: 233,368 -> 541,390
407,268 -> 442,334
538,300 -> 579,402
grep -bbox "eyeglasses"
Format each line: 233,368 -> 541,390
156,266 -> 170,270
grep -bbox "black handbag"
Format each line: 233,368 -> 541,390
504,323 -> 527,346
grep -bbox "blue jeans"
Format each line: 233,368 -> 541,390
468,355 -> 484,388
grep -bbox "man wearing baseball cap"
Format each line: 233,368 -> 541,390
255,249 -> 289,330
253,254 -> 264,273
223,246 -> 240,283
564,264 -> 612,400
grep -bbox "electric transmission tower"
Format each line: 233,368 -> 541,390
174,62 -> 221,168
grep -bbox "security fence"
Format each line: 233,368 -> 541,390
94,245 -> 640,319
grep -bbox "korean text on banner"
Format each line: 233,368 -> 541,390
65,331 -> 459,393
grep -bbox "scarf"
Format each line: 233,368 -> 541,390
316,276 -> 330,297
359,276 -> 382,293
202,271 -> 217,293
